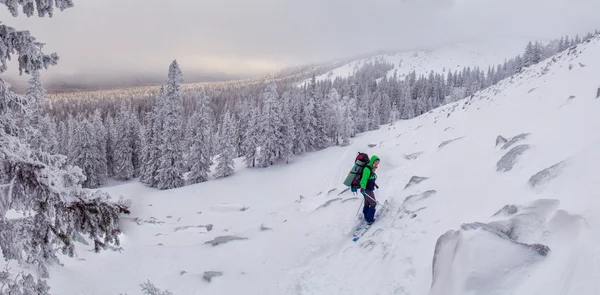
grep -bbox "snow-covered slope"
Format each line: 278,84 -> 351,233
308,37 -> 530,83
46,36 -> 600,295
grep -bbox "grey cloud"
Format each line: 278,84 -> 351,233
1,0 -> 599,86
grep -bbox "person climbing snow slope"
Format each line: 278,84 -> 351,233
360,155 -> 379,224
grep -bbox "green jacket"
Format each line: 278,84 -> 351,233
360,155 -> 379,190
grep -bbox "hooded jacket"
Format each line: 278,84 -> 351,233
359,155 -> 379,190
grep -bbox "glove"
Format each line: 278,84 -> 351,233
360,188 -> 365,194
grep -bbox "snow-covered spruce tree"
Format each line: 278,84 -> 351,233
112,101 -> 135,180
139,92 -> 165,188
155,60 -> 186,190
308,75 -> 328,150
90,109 -> 108,182
187,87 -> 213,184
105,115 -> 116,177
21,70 -> 46,146
242,106 -> 260,168
300,80 -> 318,152
131,115 -> 143,177
214,111 -> 236,178
0,2 -> 129,293
69,117 -> 107,188
279,91 -> 295,163
324,88 -> 342,145
340,99 -> 353,146
290,89 -> 306,155
255,82 -> 281,167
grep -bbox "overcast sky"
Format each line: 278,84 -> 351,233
2,0 -> 600,84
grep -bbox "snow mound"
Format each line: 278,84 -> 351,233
431,200 -> 560,295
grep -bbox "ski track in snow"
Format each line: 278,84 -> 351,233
23,36 -> 600,294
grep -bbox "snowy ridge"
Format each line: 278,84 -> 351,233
305,37 -> 531,84
47,36 -> 600,294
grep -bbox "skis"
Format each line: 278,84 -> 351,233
352,200 -> 388,242
352,222 -> 372,242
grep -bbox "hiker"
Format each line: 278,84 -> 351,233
360,155 -> 380,224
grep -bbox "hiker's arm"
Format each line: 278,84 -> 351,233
360,167 -> 370,189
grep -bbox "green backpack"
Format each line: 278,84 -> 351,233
343,152 -> 370,188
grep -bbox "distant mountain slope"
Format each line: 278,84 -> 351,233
307,37 -> 533,83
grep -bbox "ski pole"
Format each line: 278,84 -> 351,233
355,198 -> 364,216
362,191 -> 383,207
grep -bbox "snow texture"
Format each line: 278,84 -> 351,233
502,133 -> 531,150
404,190 -> 437,204
204,236 -> 248,246
404,176 -> 430,189
438,136 -> 464,149
495,135 -> 508,147
497,144 -> 531,172
404,152 -> 423,160
203,271 -> 223,283
314,198 -> 343,210
528,160 -> 568,188
492,205 -> 519,217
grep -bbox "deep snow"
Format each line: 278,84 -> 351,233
37,36 -> 600,294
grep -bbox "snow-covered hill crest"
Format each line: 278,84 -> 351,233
304,37 -> 531,84
45,35 -> 600,295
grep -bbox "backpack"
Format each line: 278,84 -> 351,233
343,152 -> 370,188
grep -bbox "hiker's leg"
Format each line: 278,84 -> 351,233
365,191 -> 376,222
365,191 -> 376,207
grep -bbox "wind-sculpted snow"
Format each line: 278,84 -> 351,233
404,176 -> 429,189
404,190 -> 437,205
210,204 -> 250,212
260,224 -> 272,231
204,236 -> 248,246
502,133 -> 530,150
430,200 -> 558,295
174,224 -> 213,232
495,135 -> 508,147
132,217 -> 165,225
203,271 -> 223,282
492,205 -> 519,217
497,144 -> 530,172
341,197 -> 360,203
314,198 -> 343,210
528,160 -> 568,188
438,136 -> 464,149
404,152 -> 423,160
